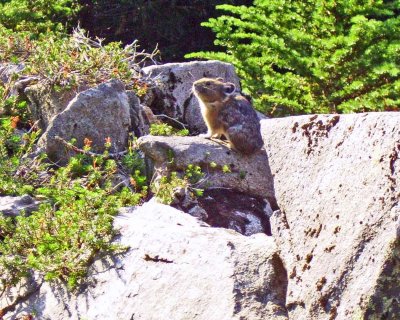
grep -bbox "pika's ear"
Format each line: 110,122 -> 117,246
216,77 -> 224,82
223,83 -> 236,95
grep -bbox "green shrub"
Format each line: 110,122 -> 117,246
187,0 -> 400,116
151,171 -> 189,205
0,25 -> 155,292
0,119 -> 146,290
0,26 -> 155,120
0,27 -> 144,87
0,0 -> 80,33
0,116 -> 41,195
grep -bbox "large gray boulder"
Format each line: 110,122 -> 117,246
26,81 -> 154,138
262,113 -> 400,319
38,79 -> 131,164
142,61 -> 241,133
2,201 -> 287,320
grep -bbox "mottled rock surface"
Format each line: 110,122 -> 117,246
126,90 -> 156,137
38,79 -> 131,164
262,113 -> 400,319
25,82 -> 87,130
0,195 -> 40,217
0,63 -> 24,84
2,201 -> 288,320
137,135 -> 277,205
142,60 -> 241,133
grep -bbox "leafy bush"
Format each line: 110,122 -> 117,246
151,171 -> 189,205
0,0 -> 80,33
0,20 -> 157,293
0,26 -> 157,125
0,118 -> 147,290
187,0 -> 400,116
0,116 -> 41,195
0,26 -> 157,88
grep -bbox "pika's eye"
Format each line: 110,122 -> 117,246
206,81 -> 211,86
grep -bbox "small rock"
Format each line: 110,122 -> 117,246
126,91 -> 156,137
0,195 -> 40,217
0,63 -> 24,84
188,205 -> 208,220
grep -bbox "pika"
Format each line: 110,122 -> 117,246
192,77 -> 263,155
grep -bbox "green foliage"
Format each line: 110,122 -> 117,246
151,165 -> 204,205
0,26 -> 154,124
0,0 -> 252,62
0,0 -> 80,33
0,26 -> 155,91
187,0 -> 400,116
151,171 -> 189,205
121,137 -> 148,191
149,123 -> 189,136
0,188 -> 122,288
0,116 -> 41,195
0,17 -> 156,292
0,119 -> 147,290
222,164 -> 231,173
185,164 -> 204,184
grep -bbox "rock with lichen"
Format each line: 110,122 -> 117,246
262,112 -> 400,319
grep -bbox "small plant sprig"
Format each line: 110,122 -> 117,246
151,164 -> 204,205
149,123 -> 189,136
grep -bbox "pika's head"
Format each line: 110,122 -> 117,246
192,77 -> 236,103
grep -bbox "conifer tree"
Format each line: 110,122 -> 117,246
187,0 -> 400,116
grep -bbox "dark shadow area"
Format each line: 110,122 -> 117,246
269,253 -> 289,315
78,0 -> 253,62
364,239 -> 400,319
196,189 -> 272,236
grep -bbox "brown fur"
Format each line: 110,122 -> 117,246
192,77 -> 263,155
